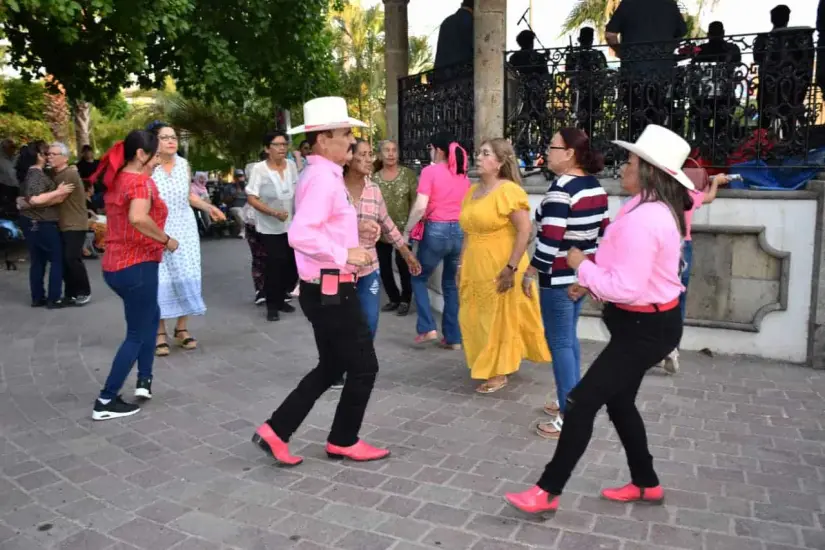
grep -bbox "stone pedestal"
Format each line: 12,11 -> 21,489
474,0 -> 507,149
383,0 -> 409,141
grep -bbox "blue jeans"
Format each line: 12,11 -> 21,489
19,217 -> 63,303
411,221 -> 463,345
101,262 -> 160,400
540,286 -> 584,415
356,270 -> 381,340
679,240 -> 693,321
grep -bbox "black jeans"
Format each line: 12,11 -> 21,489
267,281 -> 379,447
61,230 -> 91,298
376,241 -> 411,304
537,303 -> 682,495
261,233 -> 298,312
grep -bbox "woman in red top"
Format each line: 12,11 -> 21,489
90,130 -> 178,421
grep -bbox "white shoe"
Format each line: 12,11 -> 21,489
662,349 -> 680,374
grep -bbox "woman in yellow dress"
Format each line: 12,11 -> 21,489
458,138 -> 551,393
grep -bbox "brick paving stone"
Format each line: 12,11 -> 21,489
1,239 -> 824,549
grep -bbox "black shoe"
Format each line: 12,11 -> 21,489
31,299 -> 47,308
279,302 -> 296,313
135,377 -> 153,399
331,377 -> 345,390
382,302 -> 399,312
255,291 -> 266,306
74,294 -> 91,306
47,300 -> 65,310
284,293 -> 294,303
92,396 -> 140,421
267,310 -> 280,322
397,302 -> 411,316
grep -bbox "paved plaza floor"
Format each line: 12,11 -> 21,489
1,238 -> 824,550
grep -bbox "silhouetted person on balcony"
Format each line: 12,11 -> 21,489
565,27 -> 608,133
689,22 -> 742,151
509,30 -> 549,76
605,0 -> 687,141
754,4 -> 815,135
434,0 -> 474,71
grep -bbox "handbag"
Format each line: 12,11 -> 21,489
409,220 -> 424,241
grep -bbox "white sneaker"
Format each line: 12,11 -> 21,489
662,349 -> 680,374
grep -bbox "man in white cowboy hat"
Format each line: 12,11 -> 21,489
251,97 -> 392,466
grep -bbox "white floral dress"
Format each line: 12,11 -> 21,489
152,156 -> 206,319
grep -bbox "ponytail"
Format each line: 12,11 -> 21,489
90,141 -> 125,190
448,142 -> 468,176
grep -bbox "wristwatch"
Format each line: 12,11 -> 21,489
506,264 -> 517,273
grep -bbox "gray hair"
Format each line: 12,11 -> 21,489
378,139 -> 397,152
50,142 -> 70,156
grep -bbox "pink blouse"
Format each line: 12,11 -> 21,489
577,195 -> 683,305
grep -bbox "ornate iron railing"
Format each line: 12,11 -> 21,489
505,31 -> 822,169
398,62 -> 474,166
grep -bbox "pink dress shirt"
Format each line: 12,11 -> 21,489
577,194 -> 683,306
288,155 -> 358,281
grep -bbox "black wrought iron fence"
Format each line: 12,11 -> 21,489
505,30 -> 822,170
398,62 -> 474,167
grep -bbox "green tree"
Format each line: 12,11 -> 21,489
146,0 -> 342,109
330,0 -> 385,141
0,78 -> 46,120
2,0 -> 193,153
408,36 -> 434,75
163,95 -> 277,167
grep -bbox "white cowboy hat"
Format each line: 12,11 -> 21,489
288,96 -> 368,135
613,125 -> 695,190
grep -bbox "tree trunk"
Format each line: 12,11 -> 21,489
73,100 -> 92,156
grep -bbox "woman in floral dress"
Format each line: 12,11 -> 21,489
148,122 -> 224,355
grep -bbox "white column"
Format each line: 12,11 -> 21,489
383,0 -> 410,141
474,0 -> 507,147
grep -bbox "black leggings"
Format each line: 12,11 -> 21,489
537,303 -> 682,495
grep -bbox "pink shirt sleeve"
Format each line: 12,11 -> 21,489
417,165 -> 434,196
577,216 -> 658,304
288,173 -> 348,266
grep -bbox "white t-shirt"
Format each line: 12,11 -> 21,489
245,159 -> 299,235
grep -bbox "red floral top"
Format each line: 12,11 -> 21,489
102,172 -> 168,272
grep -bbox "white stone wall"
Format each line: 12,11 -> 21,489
418,179 -> 822,365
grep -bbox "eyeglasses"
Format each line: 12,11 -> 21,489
159,135 -> 178,142
547,146 -> 567,150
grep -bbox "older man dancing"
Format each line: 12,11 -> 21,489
252,97 -> 389,465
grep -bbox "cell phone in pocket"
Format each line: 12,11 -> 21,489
320,269 -> 341,305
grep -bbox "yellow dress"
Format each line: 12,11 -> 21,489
458,181 -> 551,380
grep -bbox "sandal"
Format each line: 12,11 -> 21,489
536,416 -> 563,440
439,338 -> 461,351
155,332 -> 170,357
543,399 -> 560,416
414,331 -> 438,345
174,328 -> 198,350
475,376 -> 508,394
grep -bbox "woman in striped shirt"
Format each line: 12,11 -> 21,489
525,128 -> 609,439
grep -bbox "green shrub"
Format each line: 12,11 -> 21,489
0,113 -> 54,143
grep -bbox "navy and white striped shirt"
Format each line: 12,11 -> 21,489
531,174 -> 609,288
